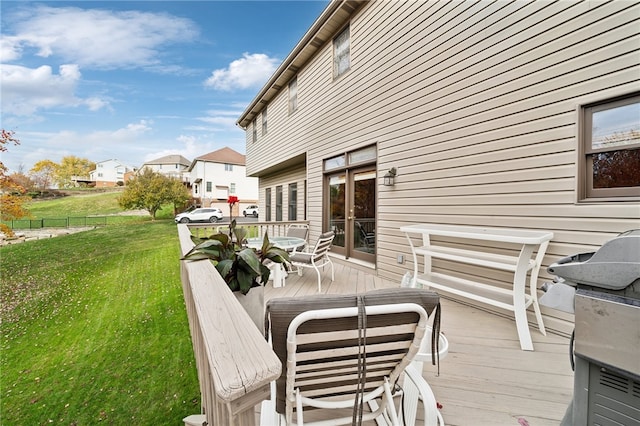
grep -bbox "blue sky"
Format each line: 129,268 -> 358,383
1,0 -> 329,173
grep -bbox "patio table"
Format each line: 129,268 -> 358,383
246,236 -> 306,287
245,236 -> 306,252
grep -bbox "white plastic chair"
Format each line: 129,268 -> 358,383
289,231 -> 335,292
400,325 -> 448,426
261,288 -> 445,425
286,224 -> 309,251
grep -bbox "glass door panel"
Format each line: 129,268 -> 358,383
350,170 -> 376,262
328,174 -> 346,254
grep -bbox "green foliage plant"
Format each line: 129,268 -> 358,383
55,155 -> 95,188
182,220 -> 289,295
118,169 -> 188,220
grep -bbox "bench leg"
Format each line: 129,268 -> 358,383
531,296 -> 546,336
514,245 -> 536,351
529,245 -> 548,336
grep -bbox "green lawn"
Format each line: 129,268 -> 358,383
25,191 -> 127,217
0,195 -> 200,425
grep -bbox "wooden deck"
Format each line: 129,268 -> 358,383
263,257 -> 574,426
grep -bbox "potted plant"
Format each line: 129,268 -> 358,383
182,219 -> 289,329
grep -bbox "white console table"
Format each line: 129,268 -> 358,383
400,224 -> 554,351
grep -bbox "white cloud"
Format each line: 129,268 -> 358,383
84,97 -> 109,111
52,120 -> 152,147
114,120 -> 153,137
3,121 -> 157,172
3,5 -> 198,69
197,109 -> 244,130
144,134 -> 215,163
204,53 -> 279,91
0,63 -> 109,116
0,36 -> 22,62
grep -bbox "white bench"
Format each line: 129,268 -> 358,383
400,223 -> 554,351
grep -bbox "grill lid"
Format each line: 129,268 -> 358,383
547,229 -> 640,291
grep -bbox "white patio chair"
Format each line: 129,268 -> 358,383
289,231 -> 335,292
261,288 -> 445,426
399,325 -> 448,426
260,288 -> 443,426
286,224 -> 309,251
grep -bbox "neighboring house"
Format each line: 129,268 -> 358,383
237,0 -> 639,335
187,147 -> 258,213
89,159 -> 135,187
139,155 -> 191,182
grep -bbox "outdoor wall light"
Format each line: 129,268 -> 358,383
383,167 -> 397,186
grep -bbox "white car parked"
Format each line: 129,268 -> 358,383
175,208 -> 223,223
242,205 -> 259,218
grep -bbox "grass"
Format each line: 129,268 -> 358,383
25,191 -> 127,217
6,190 -> 177,229
0,193 -> 200,425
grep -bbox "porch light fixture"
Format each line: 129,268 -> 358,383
383,167 -> 397,186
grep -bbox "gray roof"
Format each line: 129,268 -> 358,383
143,155 -> 191,167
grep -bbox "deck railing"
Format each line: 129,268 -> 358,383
186,220 -> 310,240
178,224 -> 282,425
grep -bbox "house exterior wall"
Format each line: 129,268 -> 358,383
242,1 -> 640,334
141,163 -> 188,180
89,159 -> 131,187
189,160 -> 258,210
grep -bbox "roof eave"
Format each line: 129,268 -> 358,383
236,0 -> 364,129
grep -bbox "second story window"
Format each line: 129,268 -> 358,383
225,164 -> 233,172
262,107 -> 268,136
252,118 -> 257,142
334,25 -> 350,78
289,77 -> 297,114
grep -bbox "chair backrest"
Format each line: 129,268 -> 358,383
355,222 -> 373,244
265,288 -> 441,417
310,231 -> 334,259
286,224 -> 309,241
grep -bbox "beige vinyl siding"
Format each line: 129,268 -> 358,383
244,1 -> 640,335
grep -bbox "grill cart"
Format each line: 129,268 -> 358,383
543,229 -> 640,426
